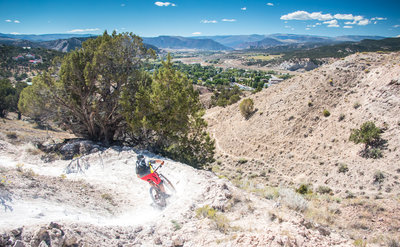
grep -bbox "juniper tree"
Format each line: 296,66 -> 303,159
19,31 -> 155,144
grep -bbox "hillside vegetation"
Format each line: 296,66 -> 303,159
0,45 -> 63,79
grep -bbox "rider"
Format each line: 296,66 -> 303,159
136,155 -> 167,195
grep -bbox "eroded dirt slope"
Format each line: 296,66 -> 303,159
206,52 -> 400,196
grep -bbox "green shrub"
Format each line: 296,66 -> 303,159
239,98 -> 254,119
353,102 -> 361,109
308,101 -> 313,107
353,239 -> 367,247
296,184 -> 312,195
368,148 -> 383,159
171,220 -> 182,231
196,205 -> 231,233
349,121 -> 382,151
214,214 -> 230,233
373,170 -> 385,184
338,164 -> 349,173
101,193 -> 114,203
196,205 -> 216,219
323,109 -> 330,117
317,185 -> 332,194
238,158 -> 248,164
228,94 -> 241,105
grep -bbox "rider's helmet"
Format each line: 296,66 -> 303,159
137,155 -> 146,168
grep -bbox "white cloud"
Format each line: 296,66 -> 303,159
267,3 -> 274,6
333,14 -> 355,20
394,25 -> 400,28
343,26 -> 353,29
323,19 -> 339,27
222,19 -> 236,22
281,10 -> 373,27
397,35 -> 400,37
241,7 -> 246,10
354,16 -> 364,22
14,20 -> 20,23
201,20 -> 217,24
10,32 -> 20,35
358,19 -> 370,26
154,2 -> 176,7
316,23 -> 321,25
5,19 -> 12,23
121,3 -> 126,7
371,17 -> 386,21
192,32 -> 201,35
281,11 -> 333,21
305,27 -> 310,30
284,25 -> 291,28
67,28 -> 100,33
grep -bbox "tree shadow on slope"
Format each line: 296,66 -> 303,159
358,138 -> 388,159
245,108 -> 258,120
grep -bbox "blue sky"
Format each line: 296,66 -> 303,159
1,0 -> 399,37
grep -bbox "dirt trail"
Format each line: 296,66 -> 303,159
0,143 -> 208,230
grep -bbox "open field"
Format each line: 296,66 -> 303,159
246,54 -> 282,61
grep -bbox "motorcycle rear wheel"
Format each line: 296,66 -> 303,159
149,186 -> 166,208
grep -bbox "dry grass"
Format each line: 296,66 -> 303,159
0,116 -> 75,146
247,54 -> 282,61
196,205 -> 232,233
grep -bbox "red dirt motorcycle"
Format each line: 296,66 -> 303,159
140,160 -> 176,208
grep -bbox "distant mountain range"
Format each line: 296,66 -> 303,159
0,33 -> 95,42
281,37 -> 400,59
0,35 -> 94,52
142,36 -> 232,51
0,32 -> 388,52
0,34 -> 158,52
197,33 -> 386,49
191,34 -> 267,48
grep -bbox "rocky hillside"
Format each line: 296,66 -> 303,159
206,52 -> 400,196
